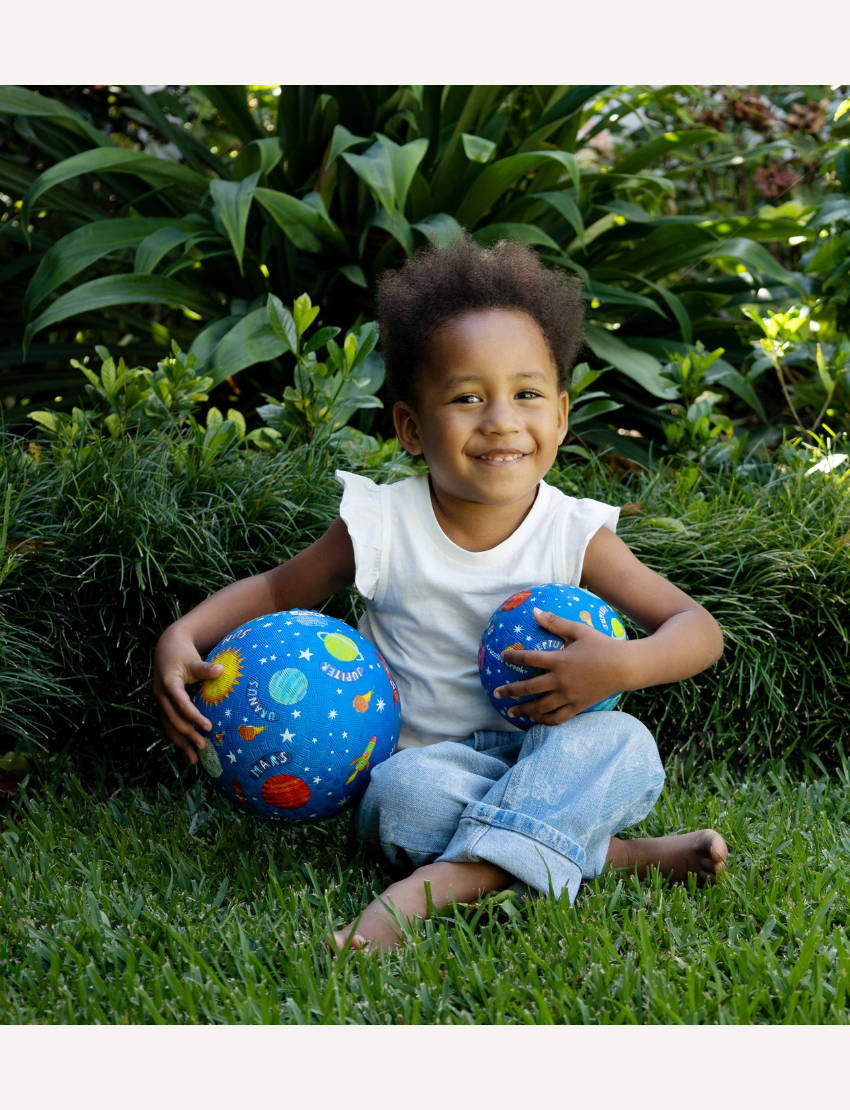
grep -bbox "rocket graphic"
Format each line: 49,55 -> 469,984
346,736 -> 377,784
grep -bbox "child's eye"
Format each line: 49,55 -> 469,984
452,393 -> 482,404
516,390 -> 543,400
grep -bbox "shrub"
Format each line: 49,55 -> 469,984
1,419 -> 847,781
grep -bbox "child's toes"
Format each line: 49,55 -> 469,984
327,929 -> 367,954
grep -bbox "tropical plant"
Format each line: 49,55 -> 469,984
3,84 -> 846,452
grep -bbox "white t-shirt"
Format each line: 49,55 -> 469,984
336,470 -> 619,750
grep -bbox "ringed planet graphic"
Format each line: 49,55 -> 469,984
611,617 -> 626,639
198,647 -> 244,706
268,668 -> 308,705
317,631 -> 363,662
261,775 -> 311,809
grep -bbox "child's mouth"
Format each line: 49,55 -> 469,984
473,450 -> 528,466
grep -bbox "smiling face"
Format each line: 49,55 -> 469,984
392,308 -> 569,507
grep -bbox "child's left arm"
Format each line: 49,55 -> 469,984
496,525 -> 724,724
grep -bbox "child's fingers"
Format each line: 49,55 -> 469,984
164,677 -> 212,733
159,687 -> 209,746
532,609 -> 592,640
520,698 -> 580,725
493,672 -> 556,701
162,718 -> 200,765
500,647 -> 558,669
187,660 -> 224,683
510,691 -> 572,720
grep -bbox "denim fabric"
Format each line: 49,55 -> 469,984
355,711 -> 665,903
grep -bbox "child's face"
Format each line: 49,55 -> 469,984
393,308 -> 569,506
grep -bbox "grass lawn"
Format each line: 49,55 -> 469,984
2,760 -> 848,1025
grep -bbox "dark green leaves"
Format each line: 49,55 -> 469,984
210,171 -> 260,274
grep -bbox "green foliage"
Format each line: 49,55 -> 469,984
1,418 -> 847,774
3,84 -> 848,451
2,763 -> 850,1022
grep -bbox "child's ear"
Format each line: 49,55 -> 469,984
557,390 -> 569,444
393,401 -> 424,456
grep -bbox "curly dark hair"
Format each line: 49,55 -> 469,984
375,236 -> 585,403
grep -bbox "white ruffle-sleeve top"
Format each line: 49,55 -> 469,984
336,470 -> 619,750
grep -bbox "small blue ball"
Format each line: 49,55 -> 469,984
192,610 -> 401,823
479,584 -> 628,730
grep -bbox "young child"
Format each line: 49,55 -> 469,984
153,238 -> 727,953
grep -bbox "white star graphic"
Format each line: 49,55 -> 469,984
294,632 -> 300,636
252,644 -> 258,649
299,648 -> 313,661
285,621 -> 292,625
227,752 -> 237,764
270,655 -> 276,661
313,777 -> 321,784
312,737 -> 318,744
328,709 -> 338,719
281,728 -> 295,743
376,698 -> 386,712
242,717 -> 248,723
486,667 -> 492,675
259,658 -> 267,665
224,709 -> 231,718
263,622 -> 272,628
292,710 -> 301,718
336,688 -> 342,694
237,748 -> 242,754
526,635 -> 532,641
514,625 -> 522,634
303,766 -> 310,771
342,731 -> 348,739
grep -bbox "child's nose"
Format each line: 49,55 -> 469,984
480,399 -> 521,433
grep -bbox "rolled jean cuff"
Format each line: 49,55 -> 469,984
435,802 -> 584,903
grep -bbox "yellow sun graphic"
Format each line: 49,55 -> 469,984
199,647 -> 244,706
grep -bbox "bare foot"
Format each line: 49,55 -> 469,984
608,829 -> 727,885
328,860 -> 511,954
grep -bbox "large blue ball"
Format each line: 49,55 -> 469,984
479,584 -> 628,730
191,610 -> 401,823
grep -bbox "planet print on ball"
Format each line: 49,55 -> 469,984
268,668 -> 308,705
479,584 -> 629,731
191,611 -> 402,824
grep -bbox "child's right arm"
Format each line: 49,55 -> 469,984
153,517 -> 355,764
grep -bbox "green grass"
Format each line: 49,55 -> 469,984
3,762 -> 849,1024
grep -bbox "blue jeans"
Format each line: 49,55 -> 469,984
355,711 -> 665,904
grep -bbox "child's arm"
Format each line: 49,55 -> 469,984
153,517 -> 355,763
496,526 -> 724,724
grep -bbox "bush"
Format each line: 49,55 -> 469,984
1,417 -> 847,781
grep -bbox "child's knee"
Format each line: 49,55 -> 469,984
356,746 -> 463,849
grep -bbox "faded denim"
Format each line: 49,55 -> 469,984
355,711 -> 665,903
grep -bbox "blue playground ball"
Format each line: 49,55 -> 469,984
191,610 -> 401,823
479,584 -> 629,730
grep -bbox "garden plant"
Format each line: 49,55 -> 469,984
0,84 -> 849,1024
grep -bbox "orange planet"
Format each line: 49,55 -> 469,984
501,589 -> 532,611
261,775 -> 310,809
238,724 -> 267,742
353,690 -> 373,713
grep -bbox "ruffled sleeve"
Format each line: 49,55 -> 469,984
551,489 -> 620,586
335,470 -> 383,601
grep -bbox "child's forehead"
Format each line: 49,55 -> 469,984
427,308 -> 558,377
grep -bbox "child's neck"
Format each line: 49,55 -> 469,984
428,478 -> 540,553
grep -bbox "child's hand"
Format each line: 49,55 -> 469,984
153,629 -> 224,765
494,607 -> 632,725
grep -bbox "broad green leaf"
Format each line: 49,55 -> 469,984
377,135 -> 429,212
327,125 -> 370,166
208,306 -> 286,386
701,237 -> 805,294
461,133 -> 496,164
189,315 -> 244,367
267,294 -> 298,354
455,151 -> 580,228
836,148 -> 850,193
372,208 -> 414,255
587,280 -> 667,318
412,213 -> 465,248
533,191 -> 585,240
301,326 -> 341,357
834,97 -> 850,122
24,216 -> 205,315
599,200 -> 654,223
0,84 -> 108,147
255,187 -> 345,253
473,223 -> 560,250
343,142 -> 395,214
519,85 -> 612,151
135,224 -> 214,275
805,232 -> 850,274
23,274 -> 215,352
612,129 -> 719,176
617,272 -> 692,342
232,138 -> 283,182
584,325 -> 672,398
339,264 -> 368,287
210,170 -> 260,274
20,147 -> 208,230
569,398 -> 623,427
